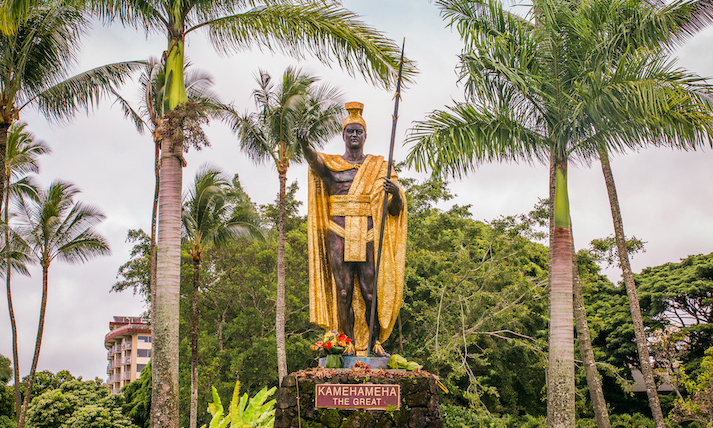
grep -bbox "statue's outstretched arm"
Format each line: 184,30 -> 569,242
298,129 -> 329,179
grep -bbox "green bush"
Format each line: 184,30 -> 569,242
441,404 -> 546,428
201,380 -> 276,428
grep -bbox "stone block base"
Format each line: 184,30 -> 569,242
275,368 -> 443,428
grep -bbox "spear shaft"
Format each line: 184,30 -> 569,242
367,40 -> 405,358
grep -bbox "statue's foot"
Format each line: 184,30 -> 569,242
371,342 -> 390,358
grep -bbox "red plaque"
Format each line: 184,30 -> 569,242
315,383 -> 400,409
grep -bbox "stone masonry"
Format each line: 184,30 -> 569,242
274,368 -> 443,428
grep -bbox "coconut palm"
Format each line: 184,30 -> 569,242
113,58 -> 228,324
1,123 -> 49,421
234,66 -> 343,383
0,0 -> 46,33
14,181 -> 110,428
88,2 -> 413,422
181,165 -> 262,428
0,5 -> 141,212
407,0 -> 713,425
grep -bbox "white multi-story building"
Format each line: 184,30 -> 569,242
105,316 -> 152,394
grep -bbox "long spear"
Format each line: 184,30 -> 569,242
367,40 -> 405,358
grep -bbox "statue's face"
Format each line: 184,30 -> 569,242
343,123 -> 366,150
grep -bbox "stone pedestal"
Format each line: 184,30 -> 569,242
275,368 -> 443,428
318,356 -> 390,369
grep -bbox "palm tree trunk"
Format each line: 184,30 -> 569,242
599,149 -> 664,427
149,137 -> 159,426
151,136 -> 160,326
548,159 -> 611,428
276,164 -> 288,383
152,30 -> 187,428
548,160 -> 575,428
152,131 -> 181,428
17,264 -> 49,428
0,122 -> 8,210
571,236 -> 611,428
3,168 -> 21,421
5,265 -> 21,420
189,257 -> 200,428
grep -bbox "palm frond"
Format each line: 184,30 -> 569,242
437,0 -> 534,46
0,224 -> 33,277
234,113 -> 276,165
406,102 -> 548,179
32,61 -> 146,123
111,87 -> 149,134
14,180 -> 110,266
88,0 -> 167,34
182,164 -> 263,255
2,6 -> 86,111
54,230 -> 111,264
6,123 -> 51,179
201,2 -> 415,89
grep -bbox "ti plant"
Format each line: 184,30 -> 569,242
201,381 -> 276,428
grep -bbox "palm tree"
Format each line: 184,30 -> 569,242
89,2 -> 413,422
580,4 -> 713,425
181,165 -> 262,428
113,59 -> 228,326
234,67 -> 343,383
14,180 -> 110,428
0,5 -> 141,212
407,0 -> 713,425
2,123 -> 49,421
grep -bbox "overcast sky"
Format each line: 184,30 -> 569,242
1,0 -> 712,382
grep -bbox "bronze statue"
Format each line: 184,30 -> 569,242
300,102 -> 407,357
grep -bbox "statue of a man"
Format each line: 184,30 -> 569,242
300,101 -> 407,357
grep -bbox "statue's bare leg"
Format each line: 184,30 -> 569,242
356,241 -> 385,354
326,230 -> 356,342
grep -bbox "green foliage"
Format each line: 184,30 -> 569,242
670,347 -> 713,427
62,404 -> 137,428
201,381 -> 276,428
260,181 -> 303,231
577,413 -> 678,428
575,251 -> 656,415
636,253 -> 713,366
121,362 -> 151,428
22,370 -> 76,399
177,226 -> 317,426
441,404 -> 546,427
24,378 -> 137,428
175,182 -> 316,427
398,178 -> 549,415
0,355 -> 12,423
0,356 -> 10,385
109,169 -> 713,423
112,229 -> 152,305
576,250 -> 713,419
588,235 -> 646,267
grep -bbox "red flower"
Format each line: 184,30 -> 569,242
325,342 -> 332,350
